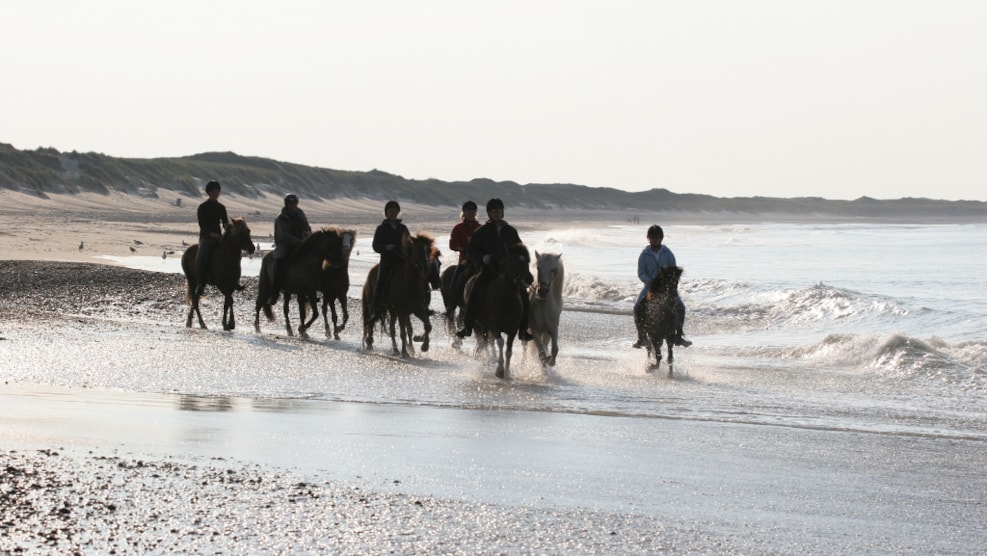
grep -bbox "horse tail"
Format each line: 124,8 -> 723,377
263,304 -> 274,321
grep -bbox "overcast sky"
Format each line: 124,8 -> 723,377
2,1 -> 985,201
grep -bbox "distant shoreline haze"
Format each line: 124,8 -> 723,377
1,142 -> 985,222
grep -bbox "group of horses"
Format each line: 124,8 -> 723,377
179,217 -> 684,378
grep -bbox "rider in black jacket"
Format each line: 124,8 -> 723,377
194,180 -> 229,298
371,200 -> 411,319
456,198 -> 533,341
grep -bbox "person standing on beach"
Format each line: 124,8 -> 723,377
456,198 -> 533,341
194,180 -> 229,298
633,224 -> 691,348
371,200 -> 411,319
267,193 -> 312,305
448,200 -> 481,306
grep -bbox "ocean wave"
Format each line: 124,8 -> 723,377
779,333 -> 987,386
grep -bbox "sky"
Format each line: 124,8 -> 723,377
2,1 -> 985,201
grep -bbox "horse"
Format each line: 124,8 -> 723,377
253,228 -> 345,338
643,265 -> 684,376
467,243 -> 534,379
528,252 -> 564,367
319,228 -> 357,340
361,233 -> 440,357
181,217 -> 256,331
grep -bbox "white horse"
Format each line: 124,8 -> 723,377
528,252 -> 563,367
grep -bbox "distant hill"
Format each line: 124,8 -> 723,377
2,142 -> 985,221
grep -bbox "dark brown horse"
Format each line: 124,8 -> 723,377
181,217 -> 256,331
643,265 -> 684,376
319,228 -> 357,340
253,228 -> 345,338
467,243 -> 534,378
361,233 -> 440,357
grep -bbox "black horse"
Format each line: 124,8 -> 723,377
467,243 -> 534,378
319,229 -> 357,340
254,228 -> 345,338
643,265 -> 684,376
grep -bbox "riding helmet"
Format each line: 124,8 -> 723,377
384,200 -> 400,214
462,200 -> 478,211
284,193 -> 299,205
486,198 -> 504,212
205,180 -> 221,193
647,224 -> 664,239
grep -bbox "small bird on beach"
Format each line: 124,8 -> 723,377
181,240 -> 188,247
79,241 -> 84,251
134,240 -> 143,245
129,246 -> 137,253
162,250 -> 167,260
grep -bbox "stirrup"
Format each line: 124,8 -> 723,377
518,330 -> 533,341
456,327 -> 472,338
632,339 -> 645,349
676,336 -> 693,347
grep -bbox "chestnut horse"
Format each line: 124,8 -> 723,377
181,217 -> 256,331
361,233 -> 440,357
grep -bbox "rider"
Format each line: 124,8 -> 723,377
455,198 -> 533,341
371,200 -> 411,319
267,193 -> 313,305
633,224 -> 691,348
194,180 -> 229,298
448,200 -> 481,306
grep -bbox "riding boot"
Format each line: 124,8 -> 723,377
632,301 -> 646,348
456,289 -> 477,338
675,328 -> 693,347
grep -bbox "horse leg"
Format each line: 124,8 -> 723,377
549,326 -> 559,366
494,334 -> 506,379
531,330 -> 548,368
322,296 -> 332,338
399,314 -> 413,358
337,297 -> 348,340
388,313 -> 401,356
299,294 -> 318,339
666,339 -> 674,378
505,333 -> 516,378
223,294 -> 235,331
283,295 -> 294,336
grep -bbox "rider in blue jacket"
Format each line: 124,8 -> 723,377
633,225 -> 691,348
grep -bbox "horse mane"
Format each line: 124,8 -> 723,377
403,232 -> 440,262
223,217 -> 247,239
648,265 -> 683,295
292,227 -> 339,260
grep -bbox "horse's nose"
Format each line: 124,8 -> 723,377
538,284 -> 549,297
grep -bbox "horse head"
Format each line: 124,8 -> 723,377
225,218 -> 256,255
649,265 -> 683,298
338,229 -> 357,269
402,233 -> 440,280
533,251 -> 563,299
307,227 -> 347,269
502,243 -> 535,291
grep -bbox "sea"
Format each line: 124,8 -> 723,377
101,220 -> 987,441
5,220 -> 987,553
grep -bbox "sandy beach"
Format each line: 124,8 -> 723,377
2,190 -> 985,554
